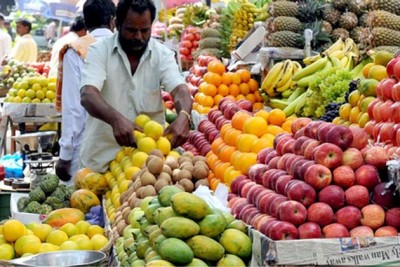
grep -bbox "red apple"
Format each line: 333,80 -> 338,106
275,175 -> 294,195
282,139 -> 296,155
317,122 -> 335,143
371,182 -> 397,209
291,117 -> 312,135
335,206 -> 361,230
285,180 -> 317,207
307,202 -> 334,227
261,169 -> 280,189
290,159 -> 309,178
263,150 -> 278,165
355,164 -> 381,190
326,125 -> 354,150
273,133 -> 292,149
342,148 -> 364,170
237,179 -> 253,198
230,175 -> 248,194
255,215 -> 276,232
322,223 -> 350,238
276,154 -> 294,170
237,99 -> 253,112
345,185 -> 370,209
298,222 -> 322,239
257,148 -> 275,164
377,78 -> 396,100
350,226 -> 374,238
277,200 -> 308,226
391,102 -> 400,123
267,156 -> 281,170
269,221 -> 299,240
254,188 -> 274,209
298,160 -> 316,180
364,120 -> 376,138
387,56 -> 400,79
275,135 -> 295,156
285,155 -> 303,173
318,185 -> 345,210
348,126 -> 369,150
304,121 -> 325,139
385,207 -> 400,229
333,166 -> 355,189
258,192 -> 278,214
375,226 -> 398,237
302,140 -> 320,160
363,146 -> 388,169
379,100 -> 394,122
360,204 -> 385,230
313,143 -> 344,169
268,170 -> 287,191
294,127 -> 306,139
268,195 -> 289,218
293,136 -> 311,155
248,163 -> 269,185
240,181 -> 257,198
246,184 -> 264,205
260,219 -> 279,237
304,164 -> 332,190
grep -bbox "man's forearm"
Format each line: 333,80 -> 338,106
171,84 -> 193,115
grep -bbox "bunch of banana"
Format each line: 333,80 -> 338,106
261,59 -> 302,97
267,87 -> 306,112
158,7 -> 177,23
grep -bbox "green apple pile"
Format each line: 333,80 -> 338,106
0,61 -> 37,91
4,74 -> 57,104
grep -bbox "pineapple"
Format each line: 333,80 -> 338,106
322,4 -> 341,25
333,0 -> 349,11
338,12 -> 358,30
321,21 -> 333,34
367,10 -> 400,31
350,27 -> 367,43
331,28 -> 350,40
359,13 -> 369,27
268,1 -> 299,17
347,0 -> 369,16
270,16 -> 304,33
370,27 -> 400,47
199,37 -> 221,49
201,28 -> 220,38
371,0 -> 400,16
266,31 -> 302,47
297,0 -> 325,23
372,46 -> 400,54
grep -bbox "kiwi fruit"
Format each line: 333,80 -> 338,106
119,191 -> 129,204
117,219 -> 127,236
177,169 -> 192,181
122,206 -> 131,224
162,164 -> 172,175
180,161 -> 194,173
132,168 -> 145,181
178,178 -> 194,192
136,186 -> 145,199
141,185 -> 157,198
172,169 -> 181,183
140,171 -> 157,186
194,160 -> 209,169
165,156 -> 179,169
178,156 -> 192,165
158,172 -> 172,182
174,183 -> 185,191
192,165 -> 209,180
193,155 -> 207,164
182,151 -> 195,159
149,149 -> 164,158
147,157 -> 164,175
146,155 -> 159,166
154,178 -> 169,192
131,179 -> 142,192
195,179 -> 210,189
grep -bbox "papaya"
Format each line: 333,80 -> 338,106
135,237 -> 150,259
160,217 -> 200,239
186,235 -> 225,262
159,237 -> 194,265
216,254 -> 246,266
145,203 -> 161,224
70,189 -> 100,213
154,234 -> 167,254
158,185 -> 184,206
154,206 -> 178,226
149,228 -> 163,247
43,208 -> 85,228
171,192 -> 211,220
226,219 -> 247,233
78,172 -> 108,196
131,260 -> 145,267
219,229 -> 252,259
198,212 -> 227,238
186,258 -> 209,267
145,259 -> 175,267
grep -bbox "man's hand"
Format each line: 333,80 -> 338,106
55,159 -> 72,182
164,113 -> 190,148
111,115 -> 139,147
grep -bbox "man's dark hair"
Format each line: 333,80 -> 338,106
116,0 -> 156,28
16,18 -> 32,32
83,0 -> 116,30
70,15 -> 86,32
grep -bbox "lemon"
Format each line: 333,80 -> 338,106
47,82 -> 56,91
17,89 -> 26,98
2,219 -> 27,242
118,179 -> 131,193
69,234 -> 90,242
368,65 -> 388,81
90,234 -> 108,250
31,223 -> 52,242
87,225 -> 104,238
143,121 -> 164,140
0,235 -> 6,244
14,235 -> 41,256
60,223 -> 79,237
0,243 -> 15,260
131,151 -> 148,168
76,221 -> 91,235
46,230 -> 68,246
135,114 -> 151,129
38,243 -> 59,253
115,149 -> 125,163
137,137 -> 157,154
31,98 -> 41,103
60,240 -> 80,250
167,150 -> 181,158
156,136 -> 171,155
46,90 -> 55,100
78,239 -> 94,250
31,83 -> 41,91
124,166 -> 140,180
0,225 -> 3,234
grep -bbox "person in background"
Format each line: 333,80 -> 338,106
10,18 -> 37,63
4,20 -> 13,41
0,13 -> 12,60
48,16 -> 86,78
55,0 -> 116,184
44,19 -> 58,47
79,0 -> 192,173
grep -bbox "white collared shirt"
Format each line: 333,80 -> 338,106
58,28 -> 114,178
11,34 -> 37,62
79,33 -> 185,172
0,30 -> 12,60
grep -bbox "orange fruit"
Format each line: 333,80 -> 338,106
255,109 -> 269,120
248,79 -> 259,92
218,84 -> 229,96
214,94 -> 224,105
260,133 -> 275,148
236,94 -> 246,101
254,90 -> 263,102
230,150 -> 243,168
240,152 -> 258,174
221,73 -> 233,85
225,128 -> 241,147
202,95 -> 214,107
245,93 -> 256,104
266,125 -> 285,136
229,84 -> 240,97
281,119 -> 293,133
219,145 -> 236,162
236,133 -> 258,152
208,60 -> 225,75
251,138 -> 270,153
253,102 -> 264,111
231,73 -> 242,85
237,69 -> 251,83
219,124 -> 232,141
203,72 -> 214,84
198,82 -> 208,93
209,73 -> 222,87
231,111 -> 252,130
239,83 -> 250,95
268,109 -> 286,126
204,83 -> 217,96
242,116 -> 268,137
362,63 -> 375,78
210,177 -> 220,191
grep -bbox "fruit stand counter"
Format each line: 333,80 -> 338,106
249,228 -> 400,266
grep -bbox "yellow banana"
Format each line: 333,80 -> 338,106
292,57 -> 328,81
276,60 -> 294,89
340,56 -> 349,68
261,61 -> 284,95
281,88 -> 294,98
303,54 -> 322,65
329,55 -> 343,68
292,61 -> 303,73
269,98 -> 288,110
277,76 -> 293,92
323,38 -> 345,56
329,50 -> 346,59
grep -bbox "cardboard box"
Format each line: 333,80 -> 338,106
248,228 -> 400,266
10,192 -> 45,224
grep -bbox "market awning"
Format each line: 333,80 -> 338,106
15,0 -> 80,22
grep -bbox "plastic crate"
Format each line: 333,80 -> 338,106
10,192 -> 44,224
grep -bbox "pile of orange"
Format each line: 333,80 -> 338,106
205,108 -> 297,190
193,60 -> 264,114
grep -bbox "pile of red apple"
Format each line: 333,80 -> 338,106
27,62 -> 50,76
162,90 -> 174,110
364,56 -> 400,156
186,55 -> 217,97
179,26 -> 201,65
228,118 -> 399,240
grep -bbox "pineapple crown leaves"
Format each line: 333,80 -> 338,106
302,20 -> 333,51
297,0 -> 326,23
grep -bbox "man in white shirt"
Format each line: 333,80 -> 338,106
55,0 -> 116,183
10,18 -> 37,63
0,13 -> 12,61
48,16 -> 86,78
80,0 -> 192,173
